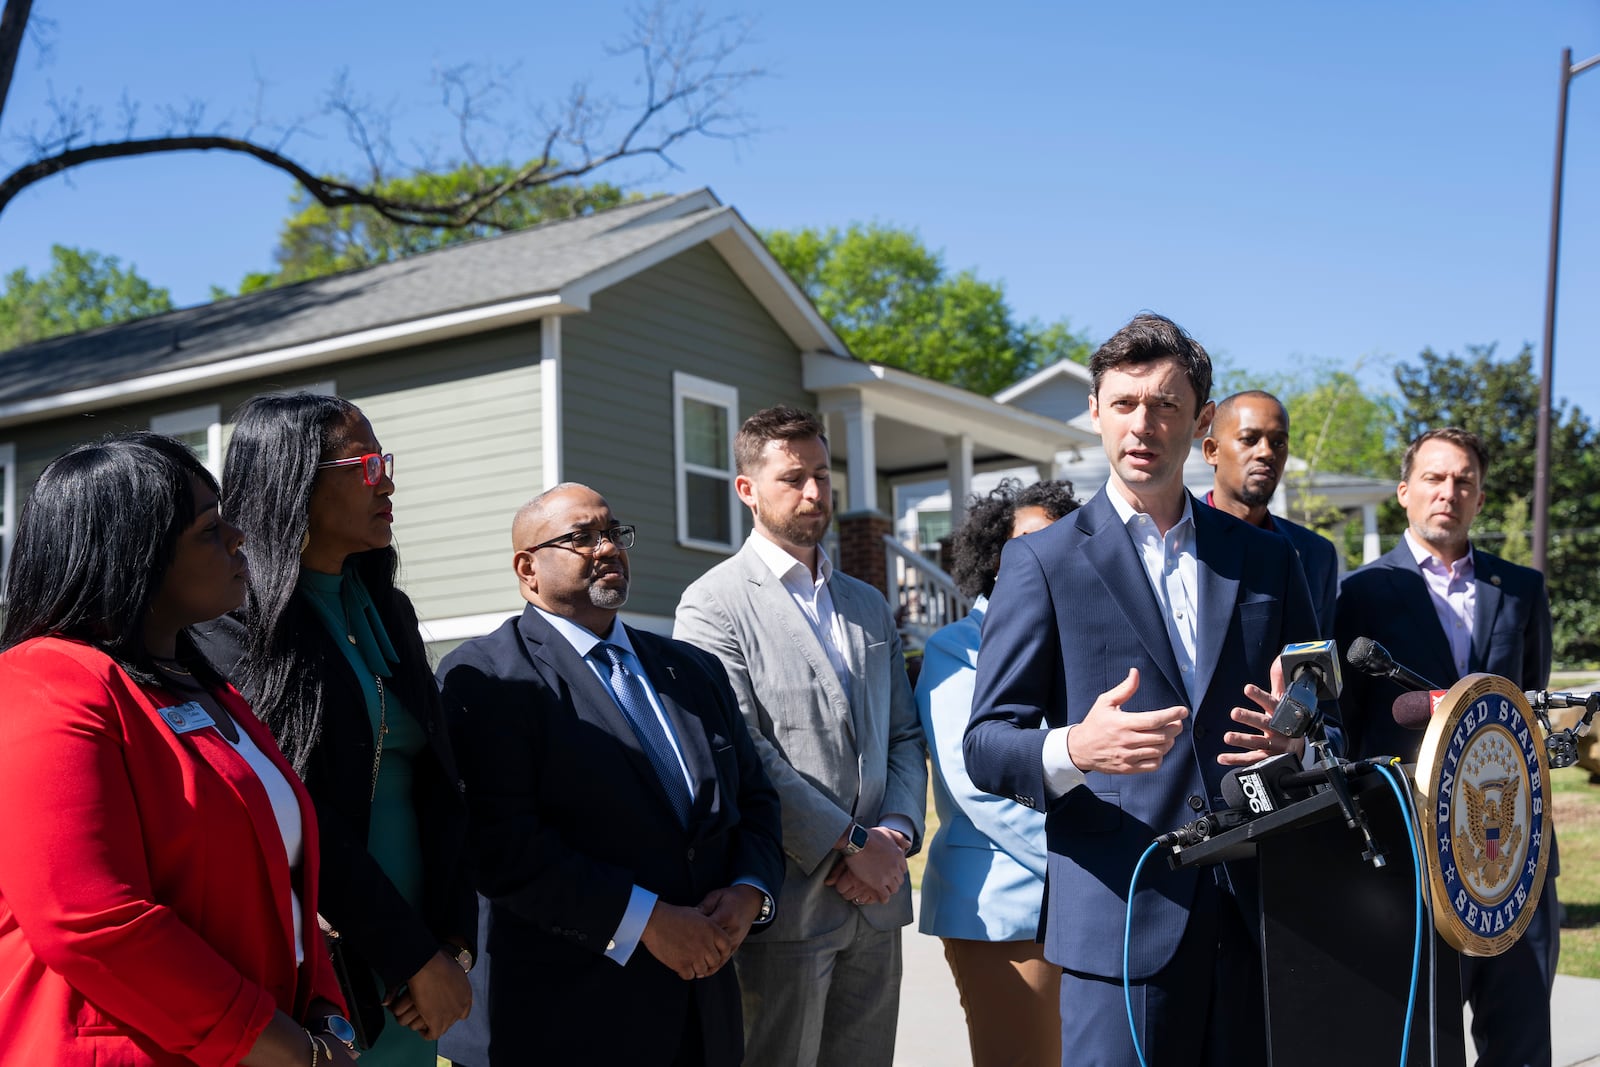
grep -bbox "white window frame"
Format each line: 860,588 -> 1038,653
0,442 -> 14,598
151,403 -> 223,478
672,372 -> 740,553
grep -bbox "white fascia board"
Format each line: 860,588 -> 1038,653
0,293 -> 569,431
993,358 -> 1093,404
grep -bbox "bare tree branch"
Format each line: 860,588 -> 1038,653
0,0 -> 764,231
0,0 -> 31,126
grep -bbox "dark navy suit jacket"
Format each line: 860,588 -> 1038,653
1334,540 -> 1551,765
1271,513 -> 1339,637
963,490 -> 1323,980
437,606 -> 783,1067
1202,493 -> 1339,636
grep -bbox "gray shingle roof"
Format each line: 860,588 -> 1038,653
0,189 -> 723,407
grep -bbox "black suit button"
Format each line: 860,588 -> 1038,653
457,780 -> 467,794
1194,724 -> 1208,740
1188,795 -> 1205,811
687,847 -> 696,861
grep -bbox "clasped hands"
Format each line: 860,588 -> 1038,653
824,824 -> 908,907
386,946 -> 472,1041
640,884 -> 765,982
1065,660 -> 1302,776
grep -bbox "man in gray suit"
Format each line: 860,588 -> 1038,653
675,404 -> 927,1067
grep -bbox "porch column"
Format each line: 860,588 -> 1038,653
840,400 -> 878,513
1035,461 -> 1055,484
1362,502 -> 1380,563
945,433 -> 973,529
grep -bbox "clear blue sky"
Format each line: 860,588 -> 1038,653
2,2 -> 1597,419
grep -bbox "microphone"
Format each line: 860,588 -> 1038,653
1154,808 -> 1251,849
1220,752 -> 1309,814
1391,689 -> 1449,730
1346,637 -> 1444,693
1267,640 -> 1343,738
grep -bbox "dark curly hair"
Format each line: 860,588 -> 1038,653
949,478 -> 1080,599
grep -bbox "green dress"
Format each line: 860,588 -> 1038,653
300,567 -> 432,1067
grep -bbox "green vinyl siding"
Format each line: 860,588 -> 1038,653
332,328 -> 540,622
4,325 -> 540,628
561,242 -> 813,618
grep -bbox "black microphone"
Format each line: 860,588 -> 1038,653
1346,636 -> 1444,693
1154,808 -> 1252,849
1220,752 -> 1310,814
1268,640 -> 1343,738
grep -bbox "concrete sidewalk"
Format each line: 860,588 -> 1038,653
895,896 -> 1600,1066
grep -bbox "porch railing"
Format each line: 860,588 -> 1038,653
883,534 -> 972,648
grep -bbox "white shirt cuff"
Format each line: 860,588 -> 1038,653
1042,724 -> 1086,800
604,884 -> 657,966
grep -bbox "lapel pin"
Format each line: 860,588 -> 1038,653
1491,575 -> 1502,586
665,665 -> 677,680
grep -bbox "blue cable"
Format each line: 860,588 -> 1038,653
1378,762 -> 1426,1067
1124,840 -> 1161,1067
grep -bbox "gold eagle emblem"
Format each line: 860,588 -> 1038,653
1454,775 -> 1523,890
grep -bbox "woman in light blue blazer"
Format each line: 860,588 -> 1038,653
916,478 -> 1079,1067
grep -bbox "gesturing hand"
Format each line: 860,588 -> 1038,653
640,900 -> 734,981
1065,668 -> 1188,775
1220,655 -> 1305,766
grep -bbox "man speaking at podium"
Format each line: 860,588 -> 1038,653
1336,427 -> 1557,1067
965,313 -> 1321,1067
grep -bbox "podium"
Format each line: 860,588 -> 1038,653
1170,770 -> 1465,1067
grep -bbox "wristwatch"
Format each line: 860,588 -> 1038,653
756,892 -> 774,924
451,944 -> 474,973
841,822 -> 870,856
313,1013 -> 357,1052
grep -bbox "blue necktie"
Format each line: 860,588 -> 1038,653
596,643 -> 692,826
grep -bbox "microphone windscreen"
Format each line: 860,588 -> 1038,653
1347,636 -> 1385,674
1392,689 -> 1448,730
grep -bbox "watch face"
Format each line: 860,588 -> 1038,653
323,1015 -> 357,1047
849,824 -> 870,851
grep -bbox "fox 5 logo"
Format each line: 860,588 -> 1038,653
1237,771 -> 1275,814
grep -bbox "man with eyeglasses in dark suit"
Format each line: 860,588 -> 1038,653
437,483 -> 782,1067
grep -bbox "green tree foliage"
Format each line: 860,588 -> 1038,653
1391,343 -> 1600,665
235,170 -> 636,293
764,223 -> 1090,396
0,244 -> 173,349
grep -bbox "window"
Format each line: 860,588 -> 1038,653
151,404 -> 222,478
0,443 -> 13,597
673,372 -> 739,552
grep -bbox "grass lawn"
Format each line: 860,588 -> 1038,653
1552,765 -> 1600,978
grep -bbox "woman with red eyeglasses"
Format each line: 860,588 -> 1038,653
196,394 -> 475,1067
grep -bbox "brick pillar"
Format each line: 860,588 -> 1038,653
836,510 -> 893,600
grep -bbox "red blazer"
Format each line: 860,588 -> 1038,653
0,637 -> 343,1065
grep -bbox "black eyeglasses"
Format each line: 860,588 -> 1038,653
317,452 -> 394,487
529,525 -> 637,554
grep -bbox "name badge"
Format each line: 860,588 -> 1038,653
157,701 -> 216,734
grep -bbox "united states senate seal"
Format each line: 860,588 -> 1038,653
1414,674 -> 1551,957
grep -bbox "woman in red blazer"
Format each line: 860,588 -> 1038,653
0,433 -> 356,1066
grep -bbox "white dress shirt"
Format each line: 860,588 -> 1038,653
745,530 -> 917,847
